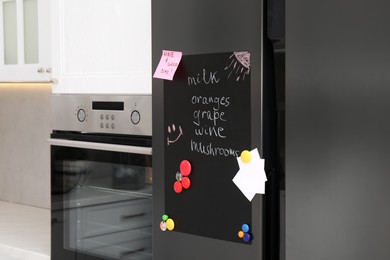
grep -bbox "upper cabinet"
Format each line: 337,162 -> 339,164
51,0 -> 152,94
0,0 -> 51,82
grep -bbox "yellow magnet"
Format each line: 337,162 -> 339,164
238,230 -> 245,238
240,150 -> 252,163
166,218 -> 175,231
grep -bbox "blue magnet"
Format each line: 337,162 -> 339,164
243,233 -> 251,242
241,224 -> 250,233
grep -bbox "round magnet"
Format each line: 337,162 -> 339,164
238,230 -> 244,238
181,176 -> 191,189
242,224 -> 250,233
180,160 -> 192,176
162,214 -> 169,221
174,181 -> 183,193
243,233 -> 251,242
160,221 -> 167,231
166,218 -> 175,231
240,150 -> 252,163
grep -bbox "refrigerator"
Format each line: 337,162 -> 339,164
152,0 -> 283,259
286,0 -> 390,259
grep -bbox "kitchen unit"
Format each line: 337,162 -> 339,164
0,0 -> 51,82
49,95 -> 153,260
51,0 -> 151,94
48,1 -> 154,259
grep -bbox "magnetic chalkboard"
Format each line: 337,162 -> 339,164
164,52 -> 252,243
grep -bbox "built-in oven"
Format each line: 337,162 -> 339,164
48,95 -> 152,260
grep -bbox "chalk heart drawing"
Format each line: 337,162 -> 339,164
167,124 -> 183,145
224,51 -> 251,81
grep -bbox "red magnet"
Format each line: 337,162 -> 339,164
174,181 -> 183,193
181,176 -> 191,189
180,160 -> 192,176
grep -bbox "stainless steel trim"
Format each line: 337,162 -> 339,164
47,138 -> 152,155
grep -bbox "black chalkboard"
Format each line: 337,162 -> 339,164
164,52 -> 252,243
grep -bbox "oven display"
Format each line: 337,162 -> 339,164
92,101 -> 125,111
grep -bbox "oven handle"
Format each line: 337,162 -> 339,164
47,138 -> 152,155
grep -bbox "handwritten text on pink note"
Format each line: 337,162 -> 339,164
153,50 -> 183,81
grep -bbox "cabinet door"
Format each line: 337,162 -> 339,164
51,0 -> 151,94
0,0 -> 51,82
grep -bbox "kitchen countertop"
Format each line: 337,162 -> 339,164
0,201 -> 50,260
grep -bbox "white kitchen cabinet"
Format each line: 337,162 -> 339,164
0,0 -> 51,82
51,0 -> 152,94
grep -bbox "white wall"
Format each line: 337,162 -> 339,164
0,83 -> 51,209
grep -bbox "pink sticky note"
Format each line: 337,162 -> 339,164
153,50 -> 183,81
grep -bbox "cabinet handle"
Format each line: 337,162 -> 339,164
47,138 -> 152,155
46,68 -> 52,73
121,213 -> 146,221
51,78 -> 59,84
37,67 -> 45,73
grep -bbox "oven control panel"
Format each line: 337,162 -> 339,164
51,94 -> 152,136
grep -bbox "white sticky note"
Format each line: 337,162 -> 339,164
241,191 -> 256,201
232,148 -> 267,201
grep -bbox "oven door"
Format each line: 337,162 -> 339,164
49,136 -> 152,260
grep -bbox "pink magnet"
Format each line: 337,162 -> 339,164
174,181 -> 183,193
160,221 -> 167,231
180,160 -> 192,176
181,176 -> 191,189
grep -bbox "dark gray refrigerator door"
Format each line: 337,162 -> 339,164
152,0 -> 264,259
286,0 -> 390,259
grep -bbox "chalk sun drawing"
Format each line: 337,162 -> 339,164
224,51 -> 251,81
167,124 -> 183,145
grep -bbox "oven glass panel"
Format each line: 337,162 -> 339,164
52,146 -> 152,260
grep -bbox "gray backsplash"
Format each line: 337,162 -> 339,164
0,84 -> 51,209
